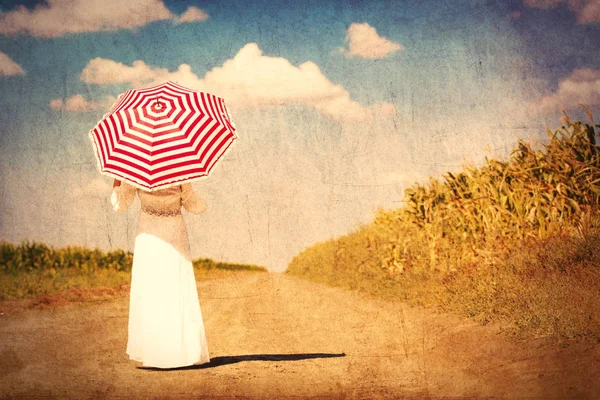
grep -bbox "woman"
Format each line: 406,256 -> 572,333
111,178 -> 211,369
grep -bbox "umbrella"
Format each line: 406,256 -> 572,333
89,81 -> 238,191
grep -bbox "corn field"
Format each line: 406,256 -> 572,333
375,117 -> 600,273
287,116 -> 600,340
0,241 -> 267,275
0,241 -> 134,274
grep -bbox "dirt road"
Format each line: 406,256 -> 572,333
1,272 -> 599,399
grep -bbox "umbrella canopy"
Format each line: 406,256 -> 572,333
89,81 -> 238,191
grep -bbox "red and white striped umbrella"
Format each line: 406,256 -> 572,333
89,81 -> 238,191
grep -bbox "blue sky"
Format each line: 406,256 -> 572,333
0,0 -> 599,270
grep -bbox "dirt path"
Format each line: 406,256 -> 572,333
1,273 -> 599,399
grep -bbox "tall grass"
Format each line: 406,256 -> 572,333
1,241 -> 133,275
0,241 -> 266,301
287,115 -> 600,341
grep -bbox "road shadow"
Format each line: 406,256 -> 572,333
139,352 -> 346,371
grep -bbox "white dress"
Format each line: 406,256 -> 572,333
111,182 -> 210,368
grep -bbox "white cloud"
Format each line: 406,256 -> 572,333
177,6 -> 209,23
0,51 -> 24,76
50,94 -> 116,112
0,0 -> 209,37
81,58 -> 170,85
339,22 -> 403,59
534,68 -> 600,113
578,0 -> 600,23
79,42 -> 396,122
524,0 -> 600,24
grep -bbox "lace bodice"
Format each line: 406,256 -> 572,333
111,182 -> 207,215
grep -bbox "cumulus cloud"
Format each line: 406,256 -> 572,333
534,68 -> 600,113
524,0 -> 600,24
0,52 -> 24,76
578,0 -> 600,23
50,94 -> 116,112
177,6 -> 209,23
81,58 -> 170,85
339,22 -> 403,59
79,42 -> 396,122
0,0 -> 209,37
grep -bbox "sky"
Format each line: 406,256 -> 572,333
0,0 -> 599,271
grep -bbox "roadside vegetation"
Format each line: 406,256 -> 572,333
0,241 -> 266,302
287,111 -> 600,342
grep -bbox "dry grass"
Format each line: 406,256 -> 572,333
287,116 -> 600,343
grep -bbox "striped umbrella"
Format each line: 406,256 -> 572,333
89,81 -> 238,191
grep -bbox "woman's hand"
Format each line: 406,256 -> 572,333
113,179 -> 121,188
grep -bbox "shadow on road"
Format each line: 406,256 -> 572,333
139,353 -> 346,371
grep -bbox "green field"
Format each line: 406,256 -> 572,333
0,241 -> 266,302
287,114 -> 600,342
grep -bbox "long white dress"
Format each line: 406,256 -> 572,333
111,182 -> 210,369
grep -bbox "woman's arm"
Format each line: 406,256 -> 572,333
181,183 -> 207,214
111,180 -> 136,212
